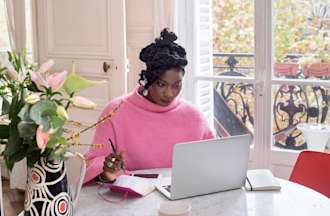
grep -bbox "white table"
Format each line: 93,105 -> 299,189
297,123 -> 330,151
74,168 -> 330,216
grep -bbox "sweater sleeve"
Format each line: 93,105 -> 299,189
203,126 -> 214,140
201,117 -> 215,140
83,103 -> 118,184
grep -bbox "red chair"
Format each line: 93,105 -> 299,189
289,150 -> 330,198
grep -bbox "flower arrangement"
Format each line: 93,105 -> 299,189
0,50 -> 108,170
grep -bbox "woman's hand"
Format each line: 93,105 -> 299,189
101,152 -> 125,182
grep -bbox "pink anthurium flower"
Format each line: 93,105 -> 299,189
36,126 -> 50,150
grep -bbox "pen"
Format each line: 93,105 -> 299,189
108,138 -> 117,154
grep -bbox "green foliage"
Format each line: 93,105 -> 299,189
30,100 -> 57,131
0,50 -> 99,170
0,125 -> 9,139
213,0 -> 330,64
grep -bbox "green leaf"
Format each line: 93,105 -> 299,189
13,52 -> 20,72
11,145 -> 28,163
4,155 -> 14,170
0,125 -> 9,139
62,66 -> 106,95
1,98 -> 10,115
26,150 -> 41,168
18,104 -> 31,121
5,125 -> 22,156
21,48 -> 27,66
27,81 -> 42,93
30,100 -> 57,126
47,136 -> 66,149
48,145 -> 68,161
50,115 -> 65,130
7,51 -> 12,62
9,94 -> 19,120
40,116 -> 51,131
17,121 -> 36,139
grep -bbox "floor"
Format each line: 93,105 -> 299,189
2,178 -> 24,216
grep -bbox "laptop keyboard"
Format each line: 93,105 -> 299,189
163,185 -> 171,193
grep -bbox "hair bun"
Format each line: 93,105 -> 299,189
139,28 -> 187,69
156,28 -> 178,45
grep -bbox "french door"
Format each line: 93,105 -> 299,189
179,0 -> 330,178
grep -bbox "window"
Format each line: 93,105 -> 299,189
179,0 -> 330,178
272,0 -> 330,151
0,0 -> 34,60
0,0 -> 10,51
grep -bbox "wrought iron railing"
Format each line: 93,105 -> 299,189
213,52 -> 330,150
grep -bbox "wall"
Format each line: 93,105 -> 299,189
126,0 -> 154,92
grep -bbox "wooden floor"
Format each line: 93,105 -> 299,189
2,178 -> 24,216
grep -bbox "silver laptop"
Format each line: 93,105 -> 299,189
156,134 -> 252,200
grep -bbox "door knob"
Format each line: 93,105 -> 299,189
103,62 -> 111,73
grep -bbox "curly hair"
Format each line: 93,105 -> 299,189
138,28 -> 188,90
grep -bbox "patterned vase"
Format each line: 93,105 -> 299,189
24,157 -> 85,216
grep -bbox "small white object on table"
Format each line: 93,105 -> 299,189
74,168 -> 330,216
297,123 -> 330,151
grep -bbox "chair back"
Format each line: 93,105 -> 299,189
289,150 -> 330,198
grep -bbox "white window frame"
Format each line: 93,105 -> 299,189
178,0 -> 328,178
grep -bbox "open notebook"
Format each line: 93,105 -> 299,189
245,169 -> 281,191
108,175 -> 160,197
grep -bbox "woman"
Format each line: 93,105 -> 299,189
83,29 -> 214,184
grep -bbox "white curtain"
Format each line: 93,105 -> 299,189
4,0 -> 26,52
153,0 -> 176,37
4,0 -> 27,190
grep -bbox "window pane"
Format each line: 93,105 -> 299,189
0,0 -> 33,59
196,80 -> 255,141
272,84 -> 330,151
0,0 -> 10,51
273,0 -> 330,79
213,0 -> 255,77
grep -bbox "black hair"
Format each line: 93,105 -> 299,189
138,28 -> 188,90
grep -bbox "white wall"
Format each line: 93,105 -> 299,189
126,0 -> 154,92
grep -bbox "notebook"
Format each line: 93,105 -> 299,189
108,175 -> 160,197
245,169 -> 281,191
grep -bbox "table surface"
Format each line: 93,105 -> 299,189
74,168 -> 330,216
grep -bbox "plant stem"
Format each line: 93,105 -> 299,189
66,101 -> 123,142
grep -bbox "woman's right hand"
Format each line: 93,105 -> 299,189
101,152 -> 125,182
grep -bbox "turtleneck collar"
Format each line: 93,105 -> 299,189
126,86 -> 180,113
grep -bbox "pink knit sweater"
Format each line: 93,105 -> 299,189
83,87 -> 214,183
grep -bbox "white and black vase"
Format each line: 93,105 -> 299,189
24,156 -> 86,216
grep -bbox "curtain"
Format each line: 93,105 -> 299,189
153,0 -> 176,37
4,0 -> 27,190
4,0 -> 26,52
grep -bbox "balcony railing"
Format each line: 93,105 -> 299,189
213,52 -> 330,150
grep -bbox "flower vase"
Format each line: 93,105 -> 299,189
24,156 -> 86,216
